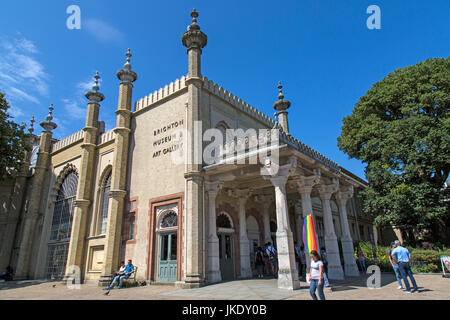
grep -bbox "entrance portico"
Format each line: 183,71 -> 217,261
203,138 -> 362,289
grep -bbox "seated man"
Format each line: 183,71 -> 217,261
105,260 -> 134,290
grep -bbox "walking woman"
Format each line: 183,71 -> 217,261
309,250 -> 326,300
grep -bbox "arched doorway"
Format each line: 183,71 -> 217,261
156,210 -> 178,282
217,212 -> 235,281
45,171 -> 78,279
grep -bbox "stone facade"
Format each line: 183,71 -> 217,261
0,10 -> 395,290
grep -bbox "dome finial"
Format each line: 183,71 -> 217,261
28,116 -> 35,134
46,104 -> 54,121
191,8 -> 199,24
277,81 -> 284,100
93,71 -> 100,92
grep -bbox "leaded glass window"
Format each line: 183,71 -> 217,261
160,211 -> 177,228
46,171 -> 78,279
49,172 -> 78,241
100,172 -> 112,234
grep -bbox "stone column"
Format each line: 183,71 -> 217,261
318,179 -> 344,280
205,180 -> 223,283
99,50 -> 137,286
0,119 -> 35,271
15,106 -> 57,279
64,73 -> 104,282
181,9 -> 208,288
263,156 -> 300,290
336,185 -> 359,277
296,171 -> 320,273
231,189 -> 252,279
260,196 -> 273,244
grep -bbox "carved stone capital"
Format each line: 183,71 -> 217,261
205,180 -> 224,199
318,178 -> 339,201
73,199 -> 91,208
109,189 -> 127,200
335,185 -> 354,206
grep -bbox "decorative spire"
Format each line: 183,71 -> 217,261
92,71 -> 100,92
277,81 -> 284,100
28,116 -> 35,134
46,104 -> 54,121
182,9 -> 207,50
191,8 -> 198,24
117,48 -> 138,83
273,81 -> 291,112
40,104 -> 57,132
86,71 -> 105,102
273,82 -> 291,134
124,48 -> 132,71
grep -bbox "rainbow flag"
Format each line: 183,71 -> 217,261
302,214 -> 318,255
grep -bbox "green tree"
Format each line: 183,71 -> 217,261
0,92 -> 31,180
337,57 -> 450,245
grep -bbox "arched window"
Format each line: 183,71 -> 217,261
217,212 -> 233,229
99,171 -> 112,235
49,172 -> 78,241
160,211 -> 178,229
46,171 -> 78,279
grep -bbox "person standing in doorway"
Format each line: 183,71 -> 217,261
320,247 -> 329,276
294,241 -> 301,279
391,240 -> 419,293
255,247 -> 265,278
309,250 -> 326,300
266,242 -> 278,278
263,243 -> 270,276
299,245 -> 307,280
388,242 -> 403,290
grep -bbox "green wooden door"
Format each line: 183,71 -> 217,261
218,233 -> 234,281
158,232 -> 177,282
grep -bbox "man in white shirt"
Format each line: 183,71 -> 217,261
265,242 -> 278,278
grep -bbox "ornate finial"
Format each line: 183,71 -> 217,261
86,72 -> 105,102
40,104 -> 57,132
273,81 -> 290,112
28,116 -> 35,134
93,71 -> 100,92
191,8 -> 198,24
117,48 -> 137,82
124,48 -> 132,71
46,104 -> 54,121
278,81 -> 284,100
182,9 -> 207,49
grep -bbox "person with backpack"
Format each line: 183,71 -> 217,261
266,242 -> 278,278
255,247 -> 265,278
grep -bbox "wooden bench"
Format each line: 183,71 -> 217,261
122,267 -> 138,288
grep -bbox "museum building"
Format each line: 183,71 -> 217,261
0,10 -> 390,289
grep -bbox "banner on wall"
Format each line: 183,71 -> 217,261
302,214 -> 318,255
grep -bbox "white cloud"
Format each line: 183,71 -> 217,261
6,87 -> 40,104
84,18 -> 124,44
62,98 -> 86,120
8,105 -> 25,118
0,36 -> 49,110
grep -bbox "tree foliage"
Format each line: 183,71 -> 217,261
0,92 -> 31,180
337,57 -> 450,245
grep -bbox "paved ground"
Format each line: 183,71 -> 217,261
0,273 -> 448,300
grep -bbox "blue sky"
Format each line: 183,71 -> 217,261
1,0 -> 449,180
